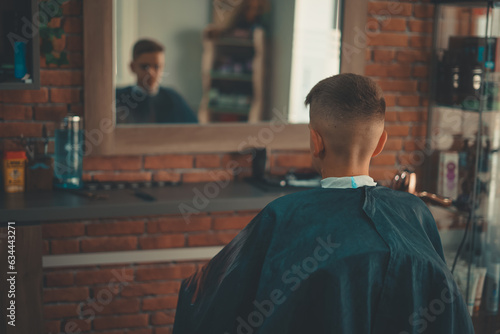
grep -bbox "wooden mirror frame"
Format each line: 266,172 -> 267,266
83,0 -> 368,156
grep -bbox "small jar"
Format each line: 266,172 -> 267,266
3,151 -> 27,193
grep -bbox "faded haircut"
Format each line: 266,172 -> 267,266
132,39 -> 164,60
305,73 -> 386,123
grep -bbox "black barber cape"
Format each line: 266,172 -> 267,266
173,186 -> 473,334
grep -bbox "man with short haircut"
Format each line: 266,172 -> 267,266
173,74 -> 473,334
116,39 -> 198,124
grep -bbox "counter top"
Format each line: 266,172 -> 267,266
0,181 -> 308,224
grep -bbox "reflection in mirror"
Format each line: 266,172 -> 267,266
0,0 -> 39,89
113,0 -> 342,125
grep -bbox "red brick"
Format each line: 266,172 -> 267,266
414,4 -> 434,18
43,286 -> 89,302
151,311 -> 176,325
58,52 -> 83,69
44,320 -> 61,334
129,330 -> 154,334
0,105 -> 32,120
368,2 -> 413,16
46,272 -> 74,287
419,82 -> 429,92
63,17 -> 83,33
144,155 -> 194,169
121,282 -> 181,297
221,153 -> 253,168
93,314 -> 149,330
43,304 -> 79,319
398,111 -> 427,122
61,318 -> 91,332
366,17 -> 380,33
65,35 -> 83,52
384,138 -> 403,151
62,0 -> 82,15
213,215 -> 255,230
92,172 -> 152,182
187,232 -> 238,247
386,125 -> 410,137
147,217 -> 211,233
409,19 -> 433,33
373,50 -> 396,62
155,328 -> 173,334
384,95 -> 397,107
410,36 -> 432,48
82,299 -> 140,315
195,154 -> 221,168
396,50 -> 430,63
385,111 -> 397,122
51,239 -> 79,254
377,80 -> 418,92
139,235 -> 185,249
143,296 -> 178,311
412,65 -> 429,78
398,95 -> 421,107
182,170 -> 234,183
385,111 -> 398,122
87,221 -> 145,236
43,240 -> 50,255
398,153 -> 426,166
136,264 -> 197,281
412,125 -> 427,137
153,171 -> 182,182
0,88 -> 49,103
365,64 -> 412,78
367,33 -> 408,47
81,236 -> 138,253
43,222 -> 85,238
370,167 -> 399,182
50,88 -> 81,103
41,70 -> 83,86
366,49 -> 372,61
75,268 -> 135,285
83,156 -> 142,171
371,154 -> 396,166
33,105 -> 68,121
380,18 -> 407,32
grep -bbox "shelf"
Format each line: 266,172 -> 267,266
210,72 -> 253,82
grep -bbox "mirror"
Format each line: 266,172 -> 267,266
112,0 -> 342,125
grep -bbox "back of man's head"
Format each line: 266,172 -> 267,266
305,74 -> 387,170
132,39 -> 165,60
305,73 -> 385,125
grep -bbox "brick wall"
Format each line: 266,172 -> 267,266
41,210 -> 259,334
0,0 -> 434,188
0,0 -> 83,155
365,0 -> 434,181
3,1 -> 437,332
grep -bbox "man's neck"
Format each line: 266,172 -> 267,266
319,157 -> 371,179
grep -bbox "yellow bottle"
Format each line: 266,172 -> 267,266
3,151 -> 27,193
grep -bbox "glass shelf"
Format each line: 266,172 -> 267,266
427,2 -> 500,326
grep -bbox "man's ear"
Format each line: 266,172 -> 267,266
310,126 -> 325,157
130,61 -> 136,74
372,130 -> 388,158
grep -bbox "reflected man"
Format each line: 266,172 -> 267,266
116,39 -> 198,124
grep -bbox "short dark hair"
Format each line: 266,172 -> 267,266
305,73 -> 386,123
132,39 -> 164,60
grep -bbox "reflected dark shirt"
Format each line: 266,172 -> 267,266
115,86 -> 198,124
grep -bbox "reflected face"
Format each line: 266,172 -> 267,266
130,52 -> 165,94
